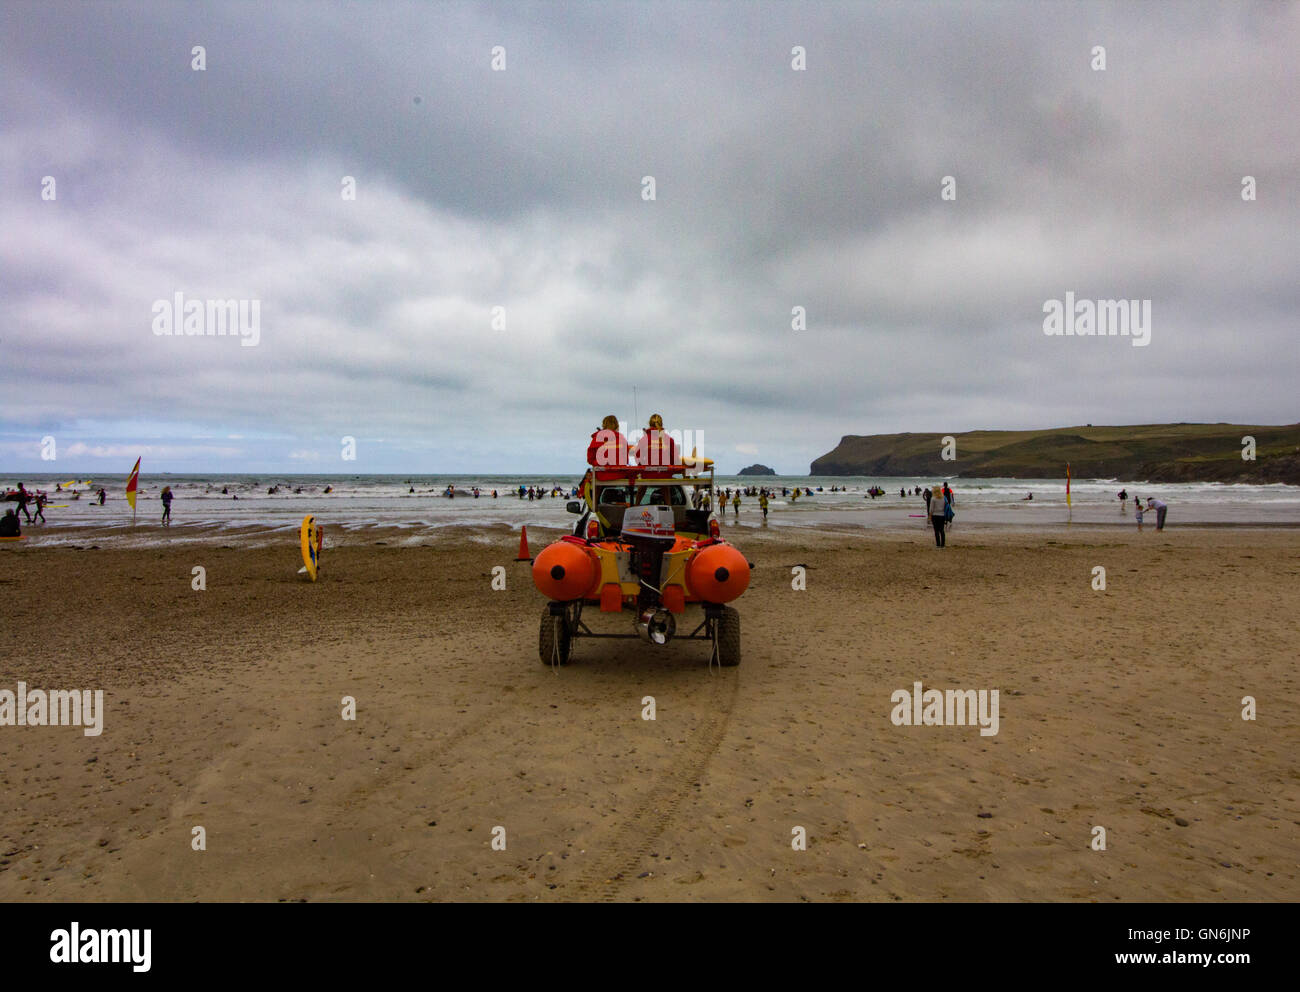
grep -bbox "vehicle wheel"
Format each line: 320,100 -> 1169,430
716,606 -> 741,667
539,607 -> 572,666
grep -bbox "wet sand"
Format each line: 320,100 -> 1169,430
1,522 -> 1297,901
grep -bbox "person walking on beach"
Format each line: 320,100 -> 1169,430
161,485 -> 173,526
1134,497 -> 1144,531
923,486 -> 932,516
13,483 -> 32,523
759,492 -> 769,521
32,492 -> 46,524
1118,489 -> 1128,513
929,485 -> 947,547
1146,497 -> 1167,531
732,492 -> 741,517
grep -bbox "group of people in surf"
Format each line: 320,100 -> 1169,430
2,481 -> 110,533
3,483 -> 45,526
442,484 -> 495,499
516,485 -> 576,500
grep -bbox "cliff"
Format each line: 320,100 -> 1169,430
809,424 -> 1300,483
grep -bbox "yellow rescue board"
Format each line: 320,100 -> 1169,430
300,515 -> 323,580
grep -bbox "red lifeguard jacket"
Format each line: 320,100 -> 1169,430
633,429 -> 679,476
587,430 -> 630,480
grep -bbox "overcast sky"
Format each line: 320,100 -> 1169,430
2,0 -> 1296,475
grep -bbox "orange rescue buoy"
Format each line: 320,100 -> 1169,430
686,543 -> 750,603
532,539 -> 597,601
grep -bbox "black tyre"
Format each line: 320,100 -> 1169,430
716,606 -> 741,667
539,606 -> 572,666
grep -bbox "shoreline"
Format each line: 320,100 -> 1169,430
4,516 -> 1300,552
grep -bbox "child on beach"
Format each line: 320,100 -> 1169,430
1134,498 -> 1144,530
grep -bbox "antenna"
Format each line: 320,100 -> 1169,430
633,386 -> 638,427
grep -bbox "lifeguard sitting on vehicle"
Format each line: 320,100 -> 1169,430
632,413 -> 680,477
587,415 -> 631,480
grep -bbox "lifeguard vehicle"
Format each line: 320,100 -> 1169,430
531,457 -> 751,667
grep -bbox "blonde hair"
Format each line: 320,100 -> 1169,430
648,413 -> 663,429
932,485 -> 943,499
601,415 -> 618,430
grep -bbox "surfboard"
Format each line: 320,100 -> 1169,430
0,536 -> 25,541
299,515 -> 322,581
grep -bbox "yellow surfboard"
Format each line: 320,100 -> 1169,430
300,515 -> 323,581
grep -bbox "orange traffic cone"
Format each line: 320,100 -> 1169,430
515,526 -> 531,561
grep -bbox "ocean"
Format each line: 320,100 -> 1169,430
7,473 -> 1298,545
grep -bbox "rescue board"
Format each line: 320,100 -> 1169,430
299,515 -> 323,580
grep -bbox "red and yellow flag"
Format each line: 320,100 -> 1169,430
126,457 -> 141,510
1066,462 -> 1071,507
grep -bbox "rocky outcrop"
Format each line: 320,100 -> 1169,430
810,425 -> 1300,484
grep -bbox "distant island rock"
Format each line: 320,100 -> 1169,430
737,463 -> 776,476
809,424 -> 1300,485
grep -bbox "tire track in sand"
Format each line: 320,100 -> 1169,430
573,669 -> 741,900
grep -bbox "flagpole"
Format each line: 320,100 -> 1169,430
126,456 -> 141,526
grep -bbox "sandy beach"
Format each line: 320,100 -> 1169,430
1,522 -> 1297,902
